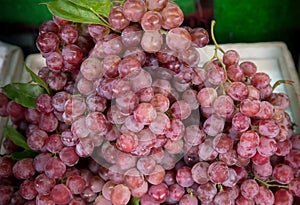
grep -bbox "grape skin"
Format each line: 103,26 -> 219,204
1,1 -> 300,204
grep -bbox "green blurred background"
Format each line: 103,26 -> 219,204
0,0 -> 300,69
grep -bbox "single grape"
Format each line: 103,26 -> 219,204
160,2 -> 184,29
50,184 -> 73,205
254,185 -> 275,205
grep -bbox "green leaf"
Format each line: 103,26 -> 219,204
3,126 -> 30,150
25,65 -> 51,95
43,0 -> 106,25
11,150 -> 40,161
3,83 -> 46,108
67,0 -> 111,18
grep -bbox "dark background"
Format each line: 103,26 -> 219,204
0,0 -> 299,75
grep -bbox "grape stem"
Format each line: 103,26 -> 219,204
130,196 -> 140,205
217,184 -> 224,192
210,20 -> 225,55
272,79 -> 294,91
254,176 -> 289,189
210,20 -> 231,83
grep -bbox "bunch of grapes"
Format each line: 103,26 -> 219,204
0,0 -> 300,204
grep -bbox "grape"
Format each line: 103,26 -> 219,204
251,151 -> 270,165
226,81 -> 249,101
213,133 -> 233,154
149,112 -> 170,135
108,6 -> 130,30
115,91 -> 139,116
12,158 -> 35,180
0,185 -> 14,205
255,185 -> 275,205
59,23 -> 79,44
197,87 -> 217,107
39,112 -> 59,132
141,11 -> 162,31
0,156 -> 14,178
85,112 -> 109,135
257,136 -> 277,157
116,131 -> 138,153
46,51 -> 64,72
62,44 -> 83,65
184,125 -> 206,146
141,31 -> 163,53
213,191 -> 234,205
203,114 -> 225,136
236,194 -> 255,205
252,160 -> 273,180
160,2 -> 184,29
190,27 -> 209,48
44,157 -> 66,179
88,24 -> 110,41
274,189 -> 294,205
272,164 -> 294,184
19,179 -> 38,200
80,187 -> 97,202
240,61 -> 257,77
6,101 -> 25,121
170,100 -> 191,120
69,196 -> 86,205
240,179 -> 259,199
39,20 -> 59,34
166,27 -> 192,52
207,161 -> 229,184
36,194 -> 55,205
120,26 -> 142,48
134,102 -> 157,124
148,183 -> 169,203
146,164 -> 166,185
213,95 -> 234,119
80,57 -> 103,81
46,71 -> 68,91
191,161 -> 209,184
123,0 -> 147,22
289,178 -> 300,197
36,32 -> 59,53
59,146 -> 80,166
285,149 -> 300,170
118,56 -> 142,79
239,130 -> 260,149
94,195 -> 113,205
205,62 -> 226,86
240,98 -> 260,117
75,137 -> 95,158
226,64 -> 244,82
168,183 -> 185,202
27,129 -> 48,151
34,173 -> 56,195
251,72 -> 271,89
198,138 -> 218,161
150,93 -> 170,113
50,184 -> 73,205
232,112 -> 251,132
140,194 -> 160,205
124,46 -> 147,66
223,49 -> 239,67
196,182 -> 217,203
146,0 -> 167,11
175,166 -> 194,187
268,92 -> 290,110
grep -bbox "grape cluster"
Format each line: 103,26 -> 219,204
0,0 -> 300,204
